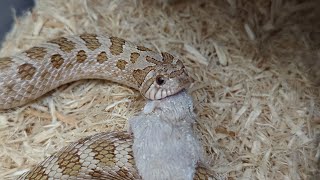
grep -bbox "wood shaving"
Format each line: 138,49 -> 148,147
0,0 -> 319,179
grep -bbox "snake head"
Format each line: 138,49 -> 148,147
135,52 -> 191,100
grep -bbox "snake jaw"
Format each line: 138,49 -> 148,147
143,72 -> 191,100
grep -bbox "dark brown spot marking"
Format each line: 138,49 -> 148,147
161,52 -> 174,64
109,37 -> 126,55
25,164 -> 49,179
40,70 -> 51,80
169,68 -> 184,78
65,62 -> 74,69
18,63 -> 36,80
116,59 -> 128,70
48,37 -> 76,52
137,45 -> 152,51
25,47 -> 47,60
130,52 -> 140,64
133,66 -> 155,86
25,84 -> 35,95
76,50 -> 87,63
97,51 -> 108,64
0,57 -> 13,70
88,169 -> 104,178
116,168 -> 132,178
57,150 -> 82,176
146,56 -> 161,65
80,33 -> 102,51
91,139 -> 116,167
127,148 -> 135,166
50,54 -> 64,69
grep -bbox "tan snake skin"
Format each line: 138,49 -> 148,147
0,33 -> 190,109
17,91 -> 216,180
17,132 -> 214,180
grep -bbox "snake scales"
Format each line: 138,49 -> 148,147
17,91 -> 215,180
0,34 -> 214,179
18,132 -> 214,180
0,33 -> 190,109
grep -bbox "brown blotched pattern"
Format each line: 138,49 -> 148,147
25,47 -> 47,61
137,45 -> 152,52
18,132 -> 141,180
76,50 -> 87,63
169,61 -> 185,77
130,52 -> 140,64
97,51 -> 108,64
0,57 -> 13,70
51,54 -> 64,69
146,55 -> 161,65
169,68 -> 185,78
161,52 -> 174,64
25,165 -> 48,179
109,37 -> 126,55
91,139 -> 116,167
18,131 -> 213,180
1,33 -> 197,178
133,66 -> 155,86
18,63 -> 36,80
88,169 -> 105,178
25,84 -> 35,95
40,70 -> 51,80
116,59 -> 128,70
0,34 -> 190,111
57,150 -> 82,176
48,37 -> 76,52
116,168 -> 132,178
65,62 -> 73,69
80,33 -> 102,51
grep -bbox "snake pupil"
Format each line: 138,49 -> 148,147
156,76 -> 165,85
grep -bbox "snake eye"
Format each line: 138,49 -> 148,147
156,75 -> 165,86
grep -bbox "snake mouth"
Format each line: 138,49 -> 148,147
142,69 -> 192,100
145,80 -> 191,100
161,87 -> 188,100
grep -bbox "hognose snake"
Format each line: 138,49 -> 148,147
0,33 -> 190,109
0,34 -> 215,179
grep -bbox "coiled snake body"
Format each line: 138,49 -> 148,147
17,91 -> 215,180
0,34 -> 214,179
0,33 -> 190,109
18,132 -> 214,180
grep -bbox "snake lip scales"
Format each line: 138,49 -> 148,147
0,33 -> 191,109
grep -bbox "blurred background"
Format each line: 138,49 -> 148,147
0,0 -> 35,44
